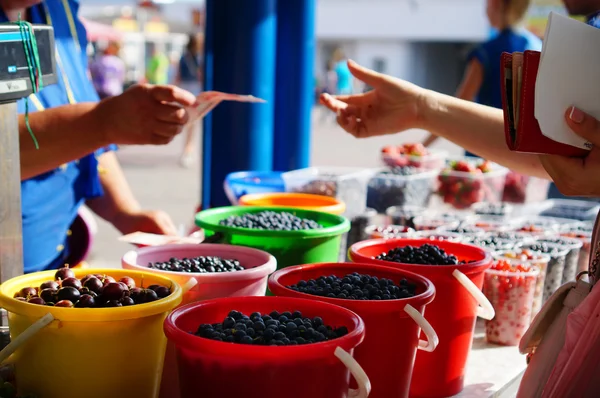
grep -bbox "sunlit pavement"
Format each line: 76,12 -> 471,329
86,108 -> 463,268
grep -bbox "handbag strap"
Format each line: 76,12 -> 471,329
588,210 -> 600,286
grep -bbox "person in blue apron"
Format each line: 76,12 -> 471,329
423,0 -> 541,157
1,0 -> 197,273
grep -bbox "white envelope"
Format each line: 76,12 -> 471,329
535,12 -> 599,150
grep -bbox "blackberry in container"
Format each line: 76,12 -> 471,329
385,205 -> 426,229
561,230 -> 592,275
281,167 -> 375,219
470,202 -> 513,218
366,167 -> 437,213
537,236 -> 583,283
521,242 -> 569,302
461,233 -> 518,252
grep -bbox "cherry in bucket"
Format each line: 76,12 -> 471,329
13,266 -> 172,308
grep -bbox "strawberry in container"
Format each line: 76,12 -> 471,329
483,260 -> 539,346
493,249 -> 550,320
501,172 -> 550,204
381,143 -> 446,171
436,158 -> 508,210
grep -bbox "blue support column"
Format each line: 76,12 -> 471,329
273,0 -> 316,171
202,0 -> 277,208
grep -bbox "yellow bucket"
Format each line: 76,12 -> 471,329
238,192 -> 346,215
0,268 -> 182,398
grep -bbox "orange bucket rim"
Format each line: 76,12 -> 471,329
238,192 -> 346,215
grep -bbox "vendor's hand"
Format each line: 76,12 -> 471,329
319,60 -> 427,138
539,107 -> 600,196
95,84 -> 197,146
113,210 -> 178,236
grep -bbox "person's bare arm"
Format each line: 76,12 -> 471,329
423,59 -> 483,147
420,89 -> 548,178
85,152 -> 140,231
19,102 -> 109,180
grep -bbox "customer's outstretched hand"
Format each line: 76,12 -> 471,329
539,107 -> 600,196
319,60 -> 427,138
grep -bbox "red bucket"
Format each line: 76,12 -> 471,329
164,296 -> 371,398
268,263 -> 437,398
349,239 -> 494,398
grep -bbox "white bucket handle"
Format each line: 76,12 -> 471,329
334,346 -> 371,398
403,304 -> 439,352
181,278 -> 199,294
452,269 -> 495,320
0,313 -> 54,365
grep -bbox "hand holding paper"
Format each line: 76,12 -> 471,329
535,12 -> 599,151
186,91 -> 266,123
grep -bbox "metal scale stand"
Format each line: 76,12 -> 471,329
0,24 -> 57,344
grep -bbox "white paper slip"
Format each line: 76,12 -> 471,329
119,232 -> 204,246
535,12 -> 599,150
186,91 -> 266,123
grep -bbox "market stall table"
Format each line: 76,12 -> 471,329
455,321 -> 527,398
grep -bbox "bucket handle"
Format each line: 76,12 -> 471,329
201,232 -> 224,244
452,269 -> 495,320
334,346 -> 371,398
0,313 -> 54,365
181,278 -> 199,294
404,304 -> 439,353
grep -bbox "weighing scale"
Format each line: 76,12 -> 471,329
0,24 -> 57,335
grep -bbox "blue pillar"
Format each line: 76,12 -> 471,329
202,0 -> 277,208
272,0 -> 316,171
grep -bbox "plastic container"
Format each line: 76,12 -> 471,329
0,268 -> 183,398
224,171 -> 285,205
268,262 -> 437,398
195,206 -> 350,270
436,158 -> 508,209
385,205 -> 426,228
536,236 -> 583,283
512,216 -> 581,235
492,249 -> 551,319
238,192 -> 346,215
364,224 -> 416,240
464,214 -> 518,233
461,234 -> 520,252
122,243 -> 276,398
366,168 -> 437,213
521,242 -> 569,302
540,199 -> 600,221
164,296 -> 370,398
412,214 -> 463,231
382,148 -> 447,171
349,238 -> 494,397
345,208 -> 378,258
502,172 -> 550,203
436,224 -> 486,237
561,230 -> 592,275
471,202 -> 514,217
281,167 -> 376,219
483,262 -> 539,345
415,230 -> 463,242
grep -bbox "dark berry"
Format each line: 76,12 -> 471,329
102,282 -> 127,301
83,277 -> 103,294
375,243 -> 468,266
119,277 -> 136,289
57,286 -> 80,303
55,266 -> 75,281
40,281 -> 59,290
218,210 -> 323,231
75,294 -> 96,308
55,300 -> 74,308
27,297 -> 45,305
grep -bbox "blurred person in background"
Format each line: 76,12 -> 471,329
422,0 -> 541,157
1,0 -> 197,273
90,41 -> 125,99
177,33 -> 204,168
331,48 -> 354,96
319,60 -> 338,122
146,43 -> 170,85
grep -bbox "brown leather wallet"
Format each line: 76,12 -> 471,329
501,50 -> 589,157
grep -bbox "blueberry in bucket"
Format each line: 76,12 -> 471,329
148,255 -> 245,273
219,210 -> 323,231
286,272 -> 417,300
376,243 -> 470,265
194,310 -> 348,345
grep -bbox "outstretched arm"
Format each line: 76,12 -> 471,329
423,58 -> 483,147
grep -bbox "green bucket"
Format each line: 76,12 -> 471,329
195,206 -> 350,269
